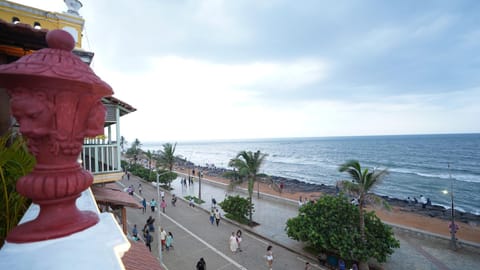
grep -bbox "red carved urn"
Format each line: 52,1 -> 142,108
0,30 -> 113,242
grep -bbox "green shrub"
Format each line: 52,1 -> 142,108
286,195 -> 399,263
128,164 -> 177,186
184,195 -> 205,204
121,160 -> 128,172
0,132 -> 36,248
219,195 -> 252,225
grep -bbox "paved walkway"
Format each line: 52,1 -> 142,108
119,173 -> 480,270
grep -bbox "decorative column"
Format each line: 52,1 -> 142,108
0,29 -> 113,243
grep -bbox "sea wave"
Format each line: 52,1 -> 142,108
389,168 -> 480,183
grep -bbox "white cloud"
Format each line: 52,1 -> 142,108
94,56 -> 329,141
7,0 -> 480,141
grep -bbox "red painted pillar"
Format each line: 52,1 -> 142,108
0,30 -> 113,243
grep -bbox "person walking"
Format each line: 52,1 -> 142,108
265,245 -> 273,270
160,190 -> 165,200
138,183 -> 142,194
144,230 -> 152,252
229,232 -> 238,254
141,198 -> 147,214
211,197 -> 217,208
196,257 -> 206,270
150,198 -> 157,212
166,232 -> 174,251
146,216 -> 155,232
236,230 -> 243,252
209,209 -> 215,225
189,197 -> 195,207
160,227 -> 167,251
160,199 -> 167,213
214,208 -> 221,226
171,194 -> 177,207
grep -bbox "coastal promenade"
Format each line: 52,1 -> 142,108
118,173 -> 480,270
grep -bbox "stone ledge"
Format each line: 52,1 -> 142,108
0,189 -> 130,270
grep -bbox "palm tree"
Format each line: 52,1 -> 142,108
145,150 -> 154,177
157,143 -> 178,187
229,150 -> 268,225
339,160 -> 388,270
130,138 -> 142,164
120,136 -> 128,153
157,143 -> 177,171
132,138 -> 142,149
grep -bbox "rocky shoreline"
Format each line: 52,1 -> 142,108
186,162 -> 480,226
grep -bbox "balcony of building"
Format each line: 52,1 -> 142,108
81,96 -> 136,184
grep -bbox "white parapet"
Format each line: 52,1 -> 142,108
0,188 -> 130,270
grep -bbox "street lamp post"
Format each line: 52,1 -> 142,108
443,163 -> 458,250
156,171 -> 170,264
198,170 -> 202,201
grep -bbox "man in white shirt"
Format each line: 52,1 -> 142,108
160,227 -> 167,251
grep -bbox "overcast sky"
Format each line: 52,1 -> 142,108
13,0 -> 480,142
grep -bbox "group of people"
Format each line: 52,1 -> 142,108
181,177 -> 194,186
126,183 -> 143,195
228,230 -> 243,253
194,245 -> 274,270
209,208 -> 221,226
407,194 -> 432,208
145,216 -> 155,232
298,196 -> 315,207
126,185 -> 135,196
132,220 -> 175,253
124,171 -> 308,269
159,227 -> 174,251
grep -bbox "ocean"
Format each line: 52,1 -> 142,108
144,134 -> 480,215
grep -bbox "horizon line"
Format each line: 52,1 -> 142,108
140,132 -> 480,145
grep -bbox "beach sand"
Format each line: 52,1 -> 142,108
176,167 -> 480,244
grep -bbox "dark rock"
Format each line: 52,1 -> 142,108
189,163 -> 480,225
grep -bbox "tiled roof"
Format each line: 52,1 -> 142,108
103,96 -> 137,114
92,184 -> 142,209
122,240 -> 163,270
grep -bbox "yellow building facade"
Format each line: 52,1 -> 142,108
0,0 -> 136,184
0,0 -> 84,48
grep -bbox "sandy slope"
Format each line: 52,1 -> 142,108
176,167 -> 480,244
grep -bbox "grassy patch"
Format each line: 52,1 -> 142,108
224,213 -> 260,227
184,195 -> 205,204
224,213 -> 249,225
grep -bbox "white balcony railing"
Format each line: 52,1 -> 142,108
81,144 -> 121,174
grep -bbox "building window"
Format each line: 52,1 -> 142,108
12,17 -> 20,24
33,22 -> 41,29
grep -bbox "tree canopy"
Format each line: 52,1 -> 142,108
157,142 -> 177,172
338,160 -> 389,270
228,150 -> 267,225
286,195 -> 399,264
156,142 -> 178,187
